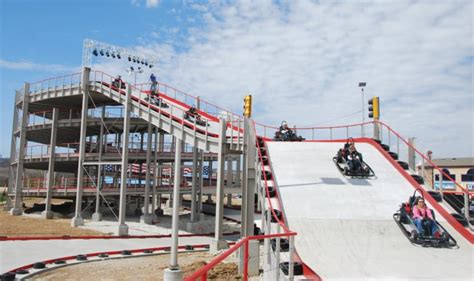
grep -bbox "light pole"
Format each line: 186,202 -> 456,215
359,82 -> 366,137
126,66 -> 144,85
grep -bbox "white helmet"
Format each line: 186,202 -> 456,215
281,120 -> 288,127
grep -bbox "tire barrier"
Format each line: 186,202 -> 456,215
265,209 -> 282,223
54,260 -> 66,265
279,261 -> 303,276
271,238 -> 289,252
0,272 -> 15,281
261,170 -> 272,180
380,143 -> 390,151
427,191 -> 442,202
98,253 -> 109,258
32,262 -> 46,269
185,245 -> 194,250
388,151 -> 399,160
451,213 -> 469,227
411,174 -> 424,185
76,255 -> 87,261
143,250 -> 154,254
266,186 -> 276,198
372,138 -> 382,144
15,270 -> 29,275
397,161 -> 409,170
121,250 -> 132,256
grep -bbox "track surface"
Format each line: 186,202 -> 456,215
267,141 -> 473,281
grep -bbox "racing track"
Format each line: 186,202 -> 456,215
266,141 -> 472,281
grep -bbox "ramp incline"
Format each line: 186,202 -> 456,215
266,141 -> 472,281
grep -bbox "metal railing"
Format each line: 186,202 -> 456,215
28,73 -> 82,95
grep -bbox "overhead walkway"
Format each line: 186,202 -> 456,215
265,140 -> 473,280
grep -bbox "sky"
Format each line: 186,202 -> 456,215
0,0 -> 472,159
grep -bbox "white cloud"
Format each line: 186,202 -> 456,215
103,0 -> 473,157
0,59 -> 77,72
146,0 -> 159,8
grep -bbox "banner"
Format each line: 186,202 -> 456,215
433,181 -> 455,190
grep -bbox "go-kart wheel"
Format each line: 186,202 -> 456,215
441,232 -> 449,243
410,230 -> 419,241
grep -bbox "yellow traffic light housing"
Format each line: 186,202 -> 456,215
243,95 -> 252,117
368,96 -> 380,120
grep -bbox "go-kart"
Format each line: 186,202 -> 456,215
273,130 -> 305,142
144,94 -> 169,108
183,107 -> 208,127
112,80 -> 126,89
393,189 -> 457,248
333,152 -> 375,178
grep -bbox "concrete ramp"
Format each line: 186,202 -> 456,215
266,141 -> 473,281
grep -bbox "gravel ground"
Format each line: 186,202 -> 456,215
30,251 -> 241,281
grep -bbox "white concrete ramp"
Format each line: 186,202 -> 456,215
266,141 -> 473,281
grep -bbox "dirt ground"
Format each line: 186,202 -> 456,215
0,198 -> 107,238
31,251 -> 240,281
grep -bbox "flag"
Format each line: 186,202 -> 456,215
202,166 -> 210,179
104,165 -> 115,172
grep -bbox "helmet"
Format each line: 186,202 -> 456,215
281,121 -> 288,127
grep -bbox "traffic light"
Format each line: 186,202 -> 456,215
368,96 -> 380,119
243,95 -> 252,117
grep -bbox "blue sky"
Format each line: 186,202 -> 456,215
0,0 -> 473,159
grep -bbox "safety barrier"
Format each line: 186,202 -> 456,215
185,232 -> 297,281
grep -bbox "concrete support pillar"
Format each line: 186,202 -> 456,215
141,122 -> 153,224
226,193 -> 233,208
198,150 -> 204,214
226,156 -> 233,186
241,117 -> 256,237
10,83 -> 30,216
210,119 -> 228,253
236,155 -> 241,186
42,108 -> 58,219
373,120 -> 381,140
117,84 -> 132,236
208,160 -> 213,187
6,95 -> 19,211
71,67 -> 90,226
152,128 -> 161,218
187,145 -> 202,232
92,107 -> 105,222
165,138 -> 182,279
190,147 -> 198,222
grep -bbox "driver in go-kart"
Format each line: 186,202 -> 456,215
345,143 -> 365,173
279,121 -> 294,141
412,197 -> 440,237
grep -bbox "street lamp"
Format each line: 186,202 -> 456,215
359,82 -> 366,137
126,66 -> 144,85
